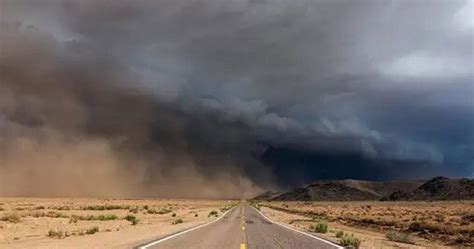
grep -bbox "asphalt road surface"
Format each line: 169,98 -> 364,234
139,202 -> 342,249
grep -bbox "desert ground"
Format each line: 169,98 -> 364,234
0,198 -> 236,248
256,201 -> 474,248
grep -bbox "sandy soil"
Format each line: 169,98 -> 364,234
0,198 -> 236,248
258,201 -> 474,249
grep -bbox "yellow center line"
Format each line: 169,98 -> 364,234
240,204 -> 246,249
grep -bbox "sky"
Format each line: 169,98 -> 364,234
0,0 -> 473,198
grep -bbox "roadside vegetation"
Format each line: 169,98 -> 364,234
385,231 -> 413,244
208,210 -> 218,217
338,233 -> 361,248
260,201 -> 474,246
220,202 -> 238,212
311,222 -> 328,233
124,215 -> 139,225
47,229 -> 65,239
172,218 -> 183,225
248,201 -> 261,210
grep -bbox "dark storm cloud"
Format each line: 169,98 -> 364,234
0,0 -> 472,196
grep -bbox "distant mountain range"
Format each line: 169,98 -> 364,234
254,177 -> 474,201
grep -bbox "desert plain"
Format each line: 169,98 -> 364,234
0,198 -> 235,248
1,198 -> 473,248
257,201 -> 474,248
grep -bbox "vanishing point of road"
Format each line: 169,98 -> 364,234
138,202 -> 343,249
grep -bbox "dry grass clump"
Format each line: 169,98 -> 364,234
1,213 -> 21,223
85,226 -> 99,235
30,211 -> 69,218
82,204 -> 130,211
47,229 -> 65,239
386,231 -> 413,244
147,208 -> 172,214
172,218 -> 183,225
69,214 -> 118,223
338,233 -> 361,248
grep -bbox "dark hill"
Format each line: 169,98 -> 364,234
383,177 -> 474,201
252,191 -> 281,200
269,179 -> 423,201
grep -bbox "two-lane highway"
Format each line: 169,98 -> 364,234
139,202 -> 342,249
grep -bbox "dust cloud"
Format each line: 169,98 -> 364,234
0,19 -> 267,199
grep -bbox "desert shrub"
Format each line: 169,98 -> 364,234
143,205 -> 149,210
172,219 -> 183,225
97,214 -> 118,221
171,213 -> 177,217
159,208 -> 172,214
69,214 -> 117,222
339,233 -> 361,248
35,206 -> 45,210
220,202 -> 237,212
311,222 -> 328,233
195,213 -> 198,217
409,221 -> 425,232
47,229 -> 64,239
82,204 -> 129,211
69,215 -> 79,223
128,206 -> 140,213
249,202 -> 260,210
85,226 -> 99,235
208,210 -> 218,217
386,231 -> 413,244
53,206 -> 71,211
45,211 -> 68,218
124,215 -> 139,225
335,230 -> 344,238
31,211 -> 46,218
147,208 -> 172,215
1,213 -> 21,223
462,213 -> 474,222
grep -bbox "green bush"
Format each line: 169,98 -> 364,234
339,233 -> 361,248
85,226 -> 99,235
208,210 -> 218,217
311,222 -> 328,233
124,215 -> 139,225
386,231 -> 413,244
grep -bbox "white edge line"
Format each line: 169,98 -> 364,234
251,206 -> 344,249
139,207 -> 236,249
